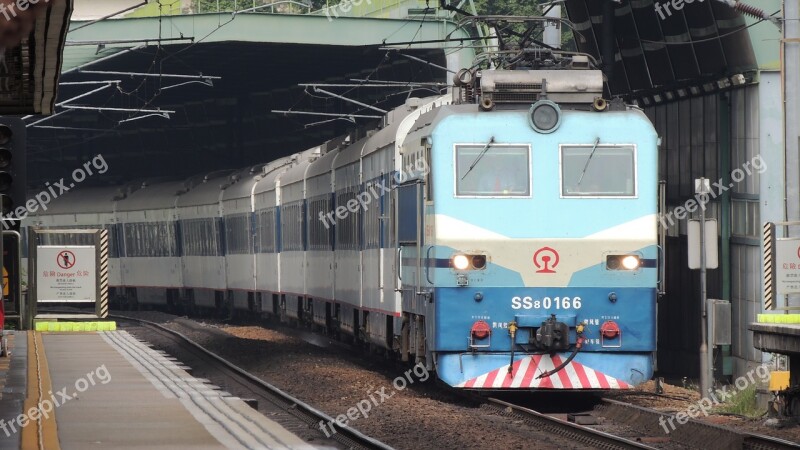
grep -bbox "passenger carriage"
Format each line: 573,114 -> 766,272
176,172 -> 230,311
271,149 -> 319,321
221,166 -> 263,313
115,181 -> 183,308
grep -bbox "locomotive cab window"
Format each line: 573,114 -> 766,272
560,144 -> 636,197
454,144 -> 531,197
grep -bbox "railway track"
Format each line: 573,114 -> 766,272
486,397 -> 658,450
598,398 -> 800,450
111,314 -> 393,450
485,396 -> 800,450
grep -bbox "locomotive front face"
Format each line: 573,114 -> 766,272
423,96 -> 660,390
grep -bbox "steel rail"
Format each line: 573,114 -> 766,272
601,398 -> 800,450
487,397 -> 657,450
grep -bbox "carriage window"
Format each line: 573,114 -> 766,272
561,145 -> 636,197
455,144 -> 531,197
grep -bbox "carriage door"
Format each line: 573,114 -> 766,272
395,181 -> 424,313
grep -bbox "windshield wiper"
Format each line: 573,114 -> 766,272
461,136 -> 495,180
576,137 -> 601,187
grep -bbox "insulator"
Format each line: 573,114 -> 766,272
734,2 -> 765,20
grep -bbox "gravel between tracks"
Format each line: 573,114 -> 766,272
121,311 -> 584,450
607,379 -> 800,443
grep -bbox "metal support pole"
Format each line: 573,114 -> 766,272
75,70 -> 220,80
271,110 -> 383,119
697,177 -> 712,396
311,87 -> 388,114
61,105 -> 175,114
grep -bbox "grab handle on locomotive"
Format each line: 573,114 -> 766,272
425,246 -> 434,284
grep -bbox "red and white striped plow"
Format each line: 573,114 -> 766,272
456,354 -> 632,389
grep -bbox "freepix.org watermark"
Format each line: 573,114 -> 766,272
318,158 -> 429,230
658,364 -> 769,434
324,0 -> 371,21
0,0 -> 49,22
0,364 -> 111,437
1,153 -> 108,229
658,155 -> 766,230
654,0 -> 706,20
317,362 -> 429,437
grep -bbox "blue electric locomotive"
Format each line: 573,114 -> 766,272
402,67 -> 660,389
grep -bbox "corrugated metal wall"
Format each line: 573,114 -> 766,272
645,84 -> 761,378
729,86 -> 763,376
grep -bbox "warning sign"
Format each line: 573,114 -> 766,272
57,250 -> 76,269
775,239 -> 800,295
36,246 -> 96,302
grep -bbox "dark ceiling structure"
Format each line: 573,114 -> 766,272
564,0 -> 758,103
27,42 -> 446,186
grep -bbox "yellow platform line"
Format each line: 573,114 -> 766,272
757,313 -> 800,324
21,332 -> 61,450
34,322 -> 117,332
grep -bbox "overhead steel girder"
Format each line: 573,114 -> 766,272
64,13 -> 476,73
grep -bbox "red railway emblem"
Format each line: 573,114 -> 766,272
533,247 -> 559,274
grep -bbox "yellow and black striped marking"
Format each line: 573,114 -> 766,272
763,222 -> 775,310
98,230 -> 109,319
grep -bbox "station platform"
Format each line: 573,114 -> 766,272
750,322 -> 800,386
0,330 -> 321,449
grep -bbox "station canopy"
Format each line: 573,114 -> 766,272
25,2 -> 759,186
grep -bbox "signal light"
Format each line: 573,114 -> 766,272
0,173 -> 11,191
0,119 -> 26,229
0,125 -> 12,145
0,148 -> 10,169
0,196 -> 10,215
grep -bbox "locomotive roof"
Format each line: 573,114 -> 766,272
362,96 -> 438,158
280,147 -> 322,186
401,104 -> 477,153
221,168 -> 262,202
176,172 -> 229,207
306,147 -> 340,179
333,136 -> 368,170
252,158 -> 296,195
115,181 -> 183,212
34,186 -> 120,216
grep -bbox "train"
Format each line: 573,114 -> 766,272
25,58 -> 661,390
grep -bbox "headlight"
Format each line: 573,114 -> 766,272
621,255 -> 640,270
528,100 -> 562,134
451,253 -> 488,271
452,254 -> 470,270
606,255 -> 641,271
